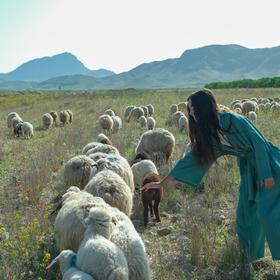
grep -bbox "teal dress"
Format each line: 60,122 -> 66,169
168,111 -> 280,261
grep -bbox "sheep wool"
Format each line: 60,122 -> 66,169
98,114 -> 114,133
85,170 -> 133,216
169,104 -> 178,115
104,109 -> 115,116
49,111 -> 58,124
66,109 -> 74,123
178,115 -> 189,133
86,144 -> 120,156
7,112 -> 20,129
138,116 -> 147,128
146,104 -> 154,116
124,105 -> 136,121
146,117 -> 156,130
76,208 -> 129,280
171,111 -> 185,128
111,115 -> 122,133
42,113 -> 54,129
21,122 -> 34,138
88,152 -> 108,162
63,155 -> 97,189
128,107 -> 144,122
82,142 -> 103,155
60,110 -> 70,125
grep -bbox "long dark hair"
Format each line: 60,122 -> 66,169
187,89 -> 222,165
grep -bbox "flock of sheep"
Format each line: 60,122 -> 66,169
6,109 -> 73,139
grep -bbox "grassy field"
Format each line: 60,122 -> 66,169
0,88 -> 280,279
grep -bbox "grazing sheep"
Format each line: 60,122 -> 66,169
49,111 -> 58,125
138,116 -> 147,128
234,107 -> 242,114
230,100 -> 241,108
42,113 -> 54,129
66,109 -> 74,123
171,111 -> 185,128
96,133 -> 112,145
141,106 -> 149,117
141,172 -> 163,227
169,104 -> 178,115
21,122 -> 34,139
85,144 -> 120,156
7,112 -> 20,129
131,159 -> 158,188
88,152 -> 108,162
128,107 -> 144,122
85,170 -> 133,216
11,116 -> 23,133
247,111 -> 257,122
135,128 -> 175,166
90,154 -> 134,192
124,105 -> 136,121
233,103 -> 242,111
14,122 -> 23,137
47,250 -> 94,280
76,208 -> 129,280
271,103 -> 280,113
178,115 -> 188,133
178,102 -> 188,114
146,104 -> 154,116
111,116 -> 122,133
104,109 -> 115,116
64,155 -> 97,189
242,100 -> 258,115
146,117 -> 156,130
98,114 -> 114,133
60,110 -> 70,126
52,187 -> 106,252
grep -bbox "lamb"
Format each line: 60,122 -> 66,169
247,111 -> 257,122
178,115 -> 188,133
53,187 -> 106,252
171,111 -> 185,128
47,250 -> 94,280
141,172 -> 163,227
146,117 -> 156,130
89,154 -> 134,192
49,111 -> 58,125
111,115 -> 122,133
76,208 -> 129,280
138,116 -> 147,128
60,110 -> 70,126
63,155 -> 97,189
98,114 -> 113,133
135,128 -> 175,166
42,113 -> 54,129
169,104 -> 178,115
124,105 -> 135,121
131,159 -> 158,188
128,107 -> 144,122
104,109 -> 115,116
66,109 -> 74,123
85,144 -> 120,156
146,104 -> 154,116
85,170 -> 133,216
21,122 -> 34,139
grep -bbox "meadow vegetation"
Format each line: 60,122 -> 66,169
0,88 -> 280,279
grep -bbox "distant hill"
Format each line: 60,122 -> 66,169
0,52 -> 115,82
1,44 -> 280,90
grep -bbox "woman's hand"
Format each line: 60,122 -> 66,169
141,181 -> 162,192
261,177 -> 275,189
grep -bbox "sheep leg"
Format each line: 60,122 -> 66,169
149,201 -> 154,218
154,200 -> 161,223
143,203 -> 149,227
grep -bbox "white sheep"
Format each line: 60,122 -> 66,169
98,114 -> 114,133
53,187 -> 106,252
242,100 -> 258,115
138,116 -> 147,128
135,128 -> 175,166
82,142 -> 103,155
85,170 -> 133,216
169,104 -> 178,115
85,144 -> 120,156
63,155 -> 97,189
131,159 -> 158,187
171,111 -> 185,128
104,109 -> 115,116
21,122 -> 34,138
49,111 -> 58,125
66,109 -> 74,123
7,112 -> 20,129
60,110 -> 70,126
76,208 -> 129,280
96,133 -> 112,145
124,105 -> 136,121
89,154 -> 134,192
177,102 -> 188,114
234,107 -> 242,114
146,117 -> 156,130
141,106 -> 149,117
128,107 -> 144,122
146,104 -> 154,116
247,111 -> 257,122
178,115 -> 188,133
111,115 -> 122,133
88,152 -> 109,162
47,250 -> 94,280
42,113 -> 54,129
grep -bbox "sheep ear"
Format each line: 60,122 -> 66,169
46,255 -> 60,270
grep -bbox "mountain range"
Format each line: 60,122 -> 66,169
1,44 -> 280,90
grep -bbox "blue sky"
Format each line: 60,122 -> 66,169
0,0 -> 280,73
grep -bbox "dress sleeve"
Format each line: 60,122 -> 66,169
168,150 -> 211,187
228,113 -> 273,182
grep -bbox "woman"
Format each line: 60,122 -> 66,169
142,89 -> 280,262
